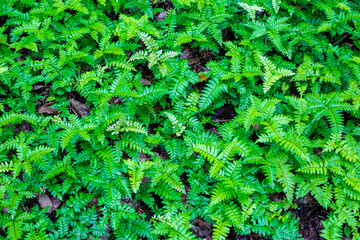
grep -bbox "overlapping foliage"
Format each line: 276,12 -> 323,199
0,0 -> 360,239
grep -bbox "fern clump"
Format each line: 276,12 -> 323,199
1,0 -> 360,239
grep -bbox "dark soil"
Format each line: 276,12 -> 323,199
294,194 -> 329,240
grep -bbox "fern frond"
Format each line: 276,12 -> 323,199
199,78 -> 228,110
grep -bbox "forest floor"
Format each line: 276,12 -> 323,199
25,41 -> 331,240
8,0 -> 354,239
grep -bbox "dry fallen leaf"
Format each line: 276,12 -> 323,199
188,58 -> 200,65
70,98 -> 90,118
179,49 -> 191,60
38,194 -> 62,214
155,11 -> 167,21
344,42 -> 354,48
139,78 -> 152,86
32,84 -> 44,91
51,197 -> 62,210
191,218 -> 212,239
139,152 -> 152,162
38,193 -> 52,213
38,102 -> 58,115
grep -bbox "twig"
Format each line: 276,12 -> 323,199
334,33 -> 349,45
211,119 -> 232,123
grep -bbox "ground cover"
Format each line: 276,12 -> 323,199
0,0 -> 360,239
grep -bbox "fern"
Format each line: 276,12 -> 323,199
1,0 -> 360,239
260,56 -> 295,93
199,78 -> 228,110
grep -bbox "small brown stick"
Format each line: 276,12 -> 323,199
211,119 -> 232,123
334,33 -> 349,45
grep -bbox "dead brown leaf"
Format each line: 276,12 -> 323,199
2,207 -> 9,213
252,124 -> 261,130
70,98 -> 90,118
188,58 -> 200,65
38,194 -> 62,214
155,11 -> 167,21
32,85 -> 44,91
179,49 -> 191,60
139,78 -> 152,86
51,197 -> 62,209
179,47 -> 213,73
38,102 -> 58,115
191,218 -> 212,239
140,152 -> 152,162
38,193 -> 52,213
344,42 -> 354,48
